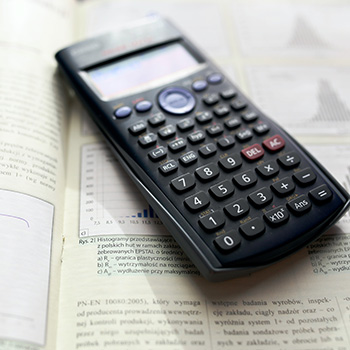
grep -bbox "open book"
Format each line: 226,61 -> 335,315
1,0 -> 350,349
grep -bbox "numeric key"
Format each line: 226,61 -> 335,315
214,231 -> 241,252
195,163 -> 220,182
184,191 -> 210,212
170,173 -> 195,193
209,180 -> 234,200
218,154 -> 242,172
224,198 -> 250,219
199,211 -> 225,232
233,170 -> 257,188
248,187 -> 273,208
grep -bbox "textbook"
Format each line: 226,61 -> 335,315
0,0 -> 350,349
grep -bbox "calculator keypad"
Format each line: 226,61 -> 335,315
123,70 -> 343,269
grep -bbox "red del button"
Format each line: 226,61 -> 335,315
241,143 -> 264,161
263,135 -> 285,152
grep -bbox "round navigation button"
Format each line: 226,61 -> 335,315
158,87 -> 196,115
114,106 -> 132,118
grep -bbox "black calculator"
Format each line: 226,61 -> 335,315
55,16 -> 350,281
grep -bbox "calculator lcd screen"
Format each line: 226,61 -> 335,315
86,42 -> 199,100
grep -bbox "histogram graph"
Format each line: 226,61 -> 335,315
80,143 -> 166,237
247,66 -> 350,135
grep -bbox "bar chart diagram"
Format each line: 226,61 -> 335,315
80,143 -> 167,237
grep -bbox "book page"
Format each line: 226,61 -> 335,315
0,0 -> 73,349
58,0 -> 350,349
0,191 -> 54,346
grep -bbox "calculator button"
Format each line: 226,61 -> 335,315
233,170 -> 257,188
158,125 -> 176,139
158,87 -> 196,115
241,112 -> 258,123
195,111 -> 213,124
168,138 -> 187,153
207,73 -> 223,84
218,153 -> 242,172
224,198 -> 250,219
188,130 -> 206,144
159,160 -> 178,176
248,187 -> 273,208
170,173 -> 195,193
241,143 -> 264,161
271,177 -> 295,196
224,117 -> 241,130
214,231 -> 241,252
148,146 -> 167,161
256,160 -> 279,179
148,113 -> 166,127
195,163 -> 220,182
231,99 -> 247,111
114,106 -> 132,118
253,123 -> 270,135
220,89 -> 237,100
217,135 -> 235,150
209,180 -> 234,200
199,143 -> 217,158
138,133 -> 157,147
199,211 -> 225,232
202,93 -> 219,106
184,191 -> 210,212
192,80 -> 208,92
179,151 -> 198,166
293,168 -> 316,186
278,152 -> 300,169
240,218 -> 265,239
213,104 -> 230,117
235,129 -> 253,142
262,135 -> 285,152
128,121 -> 147,135
135,100 -> 152,113
309,185 -> 333,204
177,118 -> 194,131
264,206 -> 289,227
207,124 -> 224,137
287,195 -> 312,215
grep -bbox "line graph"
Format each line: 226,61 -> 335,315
0,213 -> 30,228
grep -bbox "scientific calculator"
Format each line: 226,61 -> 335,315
55,16 -> 350,281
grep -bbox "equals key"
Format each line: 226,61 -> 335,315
309,185 -> 333,204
